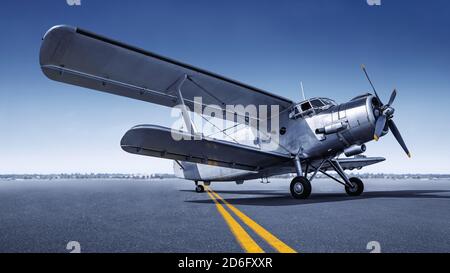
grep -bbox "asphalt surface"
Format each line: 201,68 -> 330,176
0,178 -> 449,253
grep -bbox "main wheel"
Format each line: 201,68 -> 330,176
345,177 -> 364,196
195,185 -> 205,193
290,176 -> 312,199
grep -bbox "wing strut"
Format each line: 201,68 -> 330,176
175,74 -> 200,137
174,160 -> 185,170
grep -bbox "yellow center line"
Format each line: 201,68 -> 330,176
206,188 -> 264,253
209,189 -> 297,253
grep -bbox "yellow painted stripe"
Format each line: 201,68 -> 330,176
206,189 -> 264,253
210,189 -> 297,253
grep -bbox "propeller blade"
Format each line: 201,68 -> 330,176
361,64 -> 382,105
387,89 -> 397,106
374,115 -> 387,141
388,119 -> 411,157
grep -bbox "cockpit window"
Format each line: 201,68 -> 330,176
320,98 -> 337,106
310,99 -> 325,108
300,102 -> 312,111
289,98 -> 336,119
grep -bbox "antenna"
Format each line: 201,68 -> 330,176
300,81 -> 306,101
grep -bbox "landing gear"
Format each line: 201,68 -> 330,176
290,155 -> 312,199
195,184 -> 205,193
290,176 -> 311,199
194,181 -> 205,193
291,156 -> 365,198
345,177 -> 364,196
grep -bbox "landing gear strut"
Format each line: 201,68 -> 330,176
290,155 -> 312,199
327,159 -> 364,197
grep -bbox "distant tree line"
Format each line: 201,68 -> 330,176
0,173 -> 449,181
0,173 -> 176,180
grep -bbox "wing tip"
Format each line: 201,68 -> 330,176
40,25 -> 77,70
42,25 -> 76,40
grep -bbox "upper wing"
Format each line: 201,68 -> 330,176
40,25 -> 293,122
120,125 -> 291,171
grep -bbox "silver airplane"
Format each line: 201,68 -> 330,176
39,25 -> 410,199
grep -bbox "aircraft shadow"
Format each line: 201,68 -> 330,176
184,189 -> 450,207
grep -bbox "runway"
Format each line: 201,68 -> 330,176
0,178 -> 449,253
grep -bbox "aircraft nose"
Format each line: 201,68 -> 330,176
366,95 -> 380,126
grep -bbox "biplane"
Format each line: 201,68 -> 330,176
40,25 -> 409,199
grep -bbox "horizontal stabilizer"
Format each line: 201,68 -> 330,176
336,156 -> 385,170
120,125 -> 291,171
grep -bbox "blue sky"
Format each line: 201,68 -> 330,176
1,0 -> 449,173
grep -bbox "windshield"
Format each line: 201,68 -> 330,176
310,99 -> 325,108
289,98 -> 336,119
320,98 -> 337,106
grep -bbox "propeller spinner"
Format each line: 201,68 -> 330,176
361,65 -> 411,158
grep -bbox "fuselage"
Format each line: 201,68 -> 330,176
175,93 -> 381,182
279,94 -> 379,159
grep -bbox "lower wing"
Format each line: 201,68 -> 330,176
120,125 -> 291,171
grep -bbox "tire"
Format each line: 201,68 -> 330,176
195,185 -> 205,193
345,177 -> 364,196
290,176 -> 312,199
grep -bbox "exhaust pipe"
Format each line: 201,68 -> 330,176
316,121 -> 348,135
344,144 -> 366,157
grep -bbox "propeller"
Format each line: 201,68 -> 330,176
386,89 -> 397,107
361,64 -> 382,103
361,65 -> 410,158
